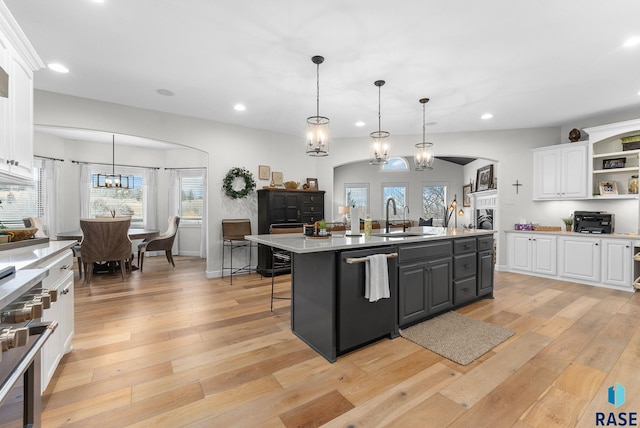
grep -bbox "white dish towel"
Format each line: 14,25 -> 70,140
365,254 -> 390,302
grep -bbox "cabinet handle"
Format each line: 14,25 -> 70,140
595,243 -> 599,246
462,288 -> 469,293
464,264 -> 471,268
61,264 -> 72,270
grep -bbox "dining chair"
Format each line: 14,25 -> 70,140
80,217 -> 132,284
269,223 -> 303,311
24,217 -> 84,278
221,219 -> 253,284
137,216 -> 180,272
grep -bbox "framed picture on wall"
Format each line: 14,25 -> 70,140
476,164 -> 494,192
463,184 -> 472,207
258,165 -> 270,180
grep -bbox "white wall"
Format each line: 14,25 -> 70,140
32,89 -> 640,274
333,157 -> 466,224
33,90 -> 319,277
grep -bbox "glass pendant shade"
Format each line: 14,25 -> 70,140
415,97 -> 434,171
306,115 -> 329,156
369,80 -> 390,165
306,55 -> 329,157
415,142 -> 434,171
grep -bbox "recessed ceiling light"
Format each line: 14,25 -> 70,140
481,113 -> 493,120
355,121 -> 365,127
234,104 -> 246,112
156,88 -> 174,96
47,63 -> 69,73
93,0 -> 104,3
623,36 -> 640,47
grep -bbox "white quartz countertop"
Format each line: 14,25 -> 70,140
504,229 -> 640,241
246,227 -> 496,254
0,240 -> 77,271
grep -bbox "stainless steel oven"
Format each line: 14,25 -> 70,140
0,266 -> 56,428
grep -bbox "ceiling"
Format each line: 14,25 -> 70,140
5,1 -> 640,142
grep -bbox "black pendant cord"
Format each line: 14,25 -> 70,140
422,102 -> 426,143
377,84 -> 382,133
112,135 -> 115,175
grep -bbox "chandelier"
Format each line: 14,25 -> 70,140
306,55 -> 329,157
415,98 -> 434,171
94,135 -> 133,189
369,80 -> 390,165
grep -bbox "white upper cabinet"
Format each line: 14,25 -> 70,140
532,142 -> 588,200
0,3 -> 43,184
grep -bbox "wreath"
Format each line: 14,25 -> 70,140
223,167 -> 256,199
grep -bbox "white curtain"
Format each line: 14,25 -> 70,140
79,164 -> 92,219
142,168 -> 158,230
168,169 -> 180,254
42,159 -> 62,237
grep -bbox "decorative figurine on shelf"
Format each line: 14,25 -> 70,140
569,128 -> 581,142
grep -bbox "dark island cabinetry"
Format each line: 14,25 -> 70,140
398,236 -> 494,328
398,241 -> 453,326
256,188 -> 325,275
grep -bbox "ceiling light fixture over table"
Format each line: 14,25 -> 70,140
415,98 -> 434,171
94,135 -> 133,189
306,55 -> 329,157
369,80 -> 390,165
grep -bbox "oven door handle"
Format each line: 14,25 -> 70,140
0,321 -> 57,404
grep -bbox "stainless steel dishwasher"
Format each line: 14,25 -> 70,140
337,246 -> 398,353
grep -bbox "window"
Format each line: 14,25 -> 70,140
90,174 -> 143,225
0,167 -> 40,228
422,183 -> 447,225
180,176 -> 204,222
382,183 -> 407,220
381,156 -> 409,171
345,183 -> 369,214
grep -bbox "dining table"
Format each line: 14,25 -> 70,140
57,228 -> 160,272
56,228 -> 160,242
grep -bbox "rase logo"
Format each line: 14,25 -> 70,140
596,383 -> 637,426
609,384 -> 626,408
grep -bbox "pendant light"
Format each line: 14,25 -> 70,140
306,55 -> 329,157
94,135 -> 133,189
415,98 -> 434,171
369,80 -> 390,165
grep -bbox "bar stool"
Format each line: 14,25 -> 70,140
221,219 -> 253,284
269,223 -> 304,311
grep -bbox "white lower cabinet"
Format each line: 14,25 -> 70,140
601,239 -> 632,288
507,233 -> 556,275
40,250 -> 75,392
558,236 -> 601,282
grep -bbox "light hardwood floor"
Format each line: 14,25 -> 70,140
41,257 -> 640,427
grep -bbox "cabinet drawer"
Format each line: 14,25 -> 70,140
39,250 -> 74,289
478,236 -> 494,250
301,203 -> 323,215
301,194 -> 322,204
453,238 -> 476,254
454,253 -> 476,279
454,277 -> 477,305
398,241 -> 451,263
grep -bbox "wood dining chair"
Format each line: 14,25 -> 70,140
80,217 -> 133,284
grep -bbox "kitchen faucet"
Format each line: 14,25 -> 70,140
385,197 -> 397,233
403,206 -> 409,232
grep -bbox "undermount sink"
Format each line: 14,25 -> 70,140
375,232 -> 435,238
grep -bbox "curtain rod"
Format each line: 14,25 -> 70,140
164,167 -> 206,170
71,160 -> 159,170
35,155 -> 64,162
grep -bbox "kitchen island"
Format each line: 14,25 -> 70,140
246,227 -> 496,362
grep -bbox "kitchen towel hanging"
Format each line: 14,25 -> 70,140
365,253 -> 390,302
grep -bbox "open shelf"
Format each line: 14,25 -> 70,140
593,149 -> 640,158
593,167 -> 637,174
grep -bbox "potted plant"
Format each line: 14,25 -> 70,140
561,216 -> 573,232
318,219 -> 327,236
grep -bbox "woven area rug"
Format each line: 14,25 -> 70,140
399,311 -> 514,365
